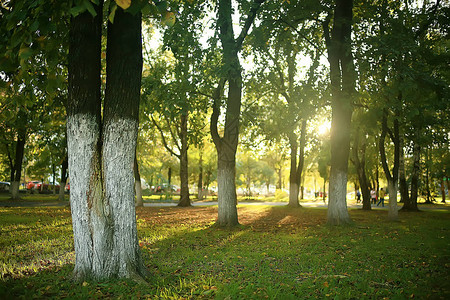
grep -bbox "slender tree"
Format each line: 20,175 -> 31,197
211,0 -> 265,226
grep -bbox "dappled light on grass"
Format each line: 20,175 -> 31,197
1,205 -> 449,299
0,207 -> 74,280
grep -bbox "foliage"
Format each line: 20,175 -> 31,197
0,204 -> 449,298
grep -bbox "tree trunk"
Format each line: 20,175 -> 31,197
10,129 -> 26,200
178,113 -> 191,206
398,138 -> 410,205
217,156 -> 239,226
402,139 -> 420,211
58,153 -> 68,202
425,157 -> 431,203
324,0 -> 354,225
387,179 -> 398,220
211,0 -> 242,227
277,167 -> 282,190
211,0 -> 262,226
379,112 -> 399,221
409,141 -> 420,209
67,3 -> 146,281
198,151 -> 203,200
352,129 -> 371,210
168,167 -> 172,187
134,155 -> 143,207
288,134 -> 300,207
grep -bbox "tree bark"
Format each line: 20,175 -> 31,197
58,153 -> 68,202
352,129 -> 371,210
134,155 -> 143,207
9,128 -> 26,200
379,111 -> 399,221
288,133 -> 300,207
217,157 -> 239,226
402,139 -> 420,211
323,0 -> 354,225
409,141 -> 420,208
178,113 -> 191,206
67,3 -> 146,281
198,151 -> 203,200
210,0 -> 264,226
398,137 -> 410,205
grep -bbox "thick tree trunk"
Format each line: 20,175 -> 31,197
324,0 -> 354,225
217,157 -> 239,226
103,7 -> 146,279
178,113 -> 191,207
211,0 -> 262,226
67,3 -> 146,281
134,155 -> 143,207
327,99 -> 352,224
11,181 -> 20,199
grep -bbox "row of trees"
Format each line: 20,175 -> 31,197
0,0 -> 448,281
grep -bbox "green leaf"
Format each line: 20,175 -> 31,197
109,4 -> 117,23
19,45 -> 33,61
70,5 -> 86,17
84,0 -> 98,17
115,0 -> 131,10
11,30 -> 24,48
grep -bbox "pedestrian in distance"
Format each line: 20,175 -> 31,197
377,188 -> 385,207
370,189 -> 377,204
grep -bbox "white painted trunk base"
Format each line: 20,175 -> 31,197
103,118 -> 143,278
217,164 -> 239,226
58,183 -> 65,202
10,181 -> 20,199
135,180 -> 143,207
67,114 -> 99,279
327,170 -> 351,225
67,114 -> 144,280
289,183 -> 300,207
387,180 -> 399,221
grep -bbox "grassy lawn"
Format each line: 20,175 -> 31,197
0,202 -> 449,299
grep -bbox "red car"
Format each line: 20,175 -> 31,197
26,181 -> 49,192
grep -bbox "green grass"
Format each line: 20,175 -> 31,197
0,203 -> 449,299
0,193 -> 69,203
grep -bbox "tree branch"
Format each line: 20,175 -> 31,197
210,78 -> 226,148
278,18 -> 321,51
235,0 -> 266,51
151,115 -> 180,159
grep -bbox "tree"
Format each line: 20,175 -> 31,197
323,0 -> 355,225
0,0 -> 68,199
141,1 -> 209,207
210,0 -> 265,226
350,111 -> 373,210
67,1 -> 146,280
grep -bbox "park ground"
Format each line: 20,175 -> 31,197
0,194 -> 449,299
